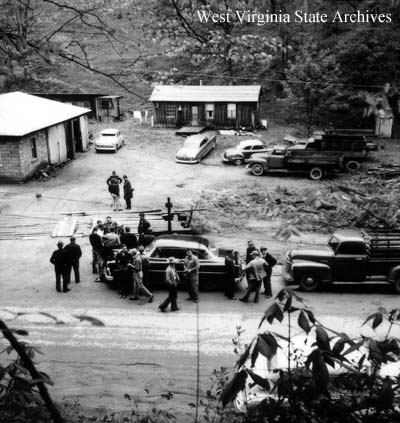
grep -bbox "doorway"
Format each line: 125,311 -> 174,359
191,106 -> 199,126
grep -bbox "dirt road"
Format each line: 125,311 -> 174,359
0,121 -> 399,421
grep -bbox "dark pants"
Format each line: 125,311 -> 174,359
241,278 -> 261,303
55,268 -> 68,292
66,260 -> 80,283
159,284 -> 178,311
125,197 -> 131,209
186,275 -> 199,302
117,269 -> 132,296
224,274 -> 235,299
263,269 -> 272,297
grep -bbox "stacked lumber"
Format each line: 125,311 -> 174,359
0,213 -> 57,240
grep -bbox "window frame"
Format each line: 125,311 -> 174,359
227,103 -> 236,119
30,137 -> 38,159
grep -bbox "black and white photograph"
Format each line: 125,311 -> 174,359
1,1 -> 400,422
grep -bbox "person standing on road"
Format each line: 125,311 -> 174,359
122,175 -> 134,210
224,249 -> 236,300
260,246 -> 277,298
138,245 -> 150,288
245,240 -> 258,286
106,170 -> 122,211
240,250 -> 268,303
90,226 -> 104,281
64,236 -> 82,284
138,212 -> 151,243
159,257 -> 180,312
129,249 -> 153,302
115,244 -> 134,299
184,250 -> 200,303
102,226 -> 121,261
50,241 -> 70,293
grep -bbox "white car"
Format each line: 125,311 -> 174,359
176,131 -> 217,164
95,128 -> 124,153
221,139 -> 269,165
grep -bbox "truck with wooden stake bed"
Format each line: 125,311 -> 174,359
247,145 -> 344,180
284,229 -> 400,293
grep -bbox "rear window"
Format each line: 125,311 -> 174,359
101,133 -> 117,137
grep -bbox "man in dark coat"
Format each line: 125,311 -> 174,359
120,226 -> 138,250
106,170 -> 122,211
64,236 -> 82,284
115,244 -> 134,298
184,250 -> 200,303
141,228 -> 156,248
50,241 -> 70,292
260,246 -> 277,297
89,226 -> 103,281
224,249 -> 236,300
122,175 -> 134,209
138,213 -> 151,238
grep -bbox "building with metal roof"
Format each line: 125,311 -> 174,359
0,92 -> 91,182
149,85 -> 261,129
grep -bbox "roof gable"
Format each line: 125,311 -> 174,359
149,85 -> 261,103
0,92 -> 91,137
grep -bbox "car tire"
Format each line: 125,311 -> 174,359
345,161 -> 360,173
95,149 -> 99,153
394,277 -> 400,294
234,158 -> 244,166
299,274 -> 320,292
114,145 -> 118,153
309,167 -> 324,180
251,163 -> 264,176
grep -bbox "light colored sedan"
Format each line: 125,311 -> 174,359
221,139 -> 268,165
95,128 -> 125,153
176,131 -> 217,164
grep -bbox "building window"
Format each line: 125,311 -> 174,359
100,99 -> 113,109
30,137 -> 37,159
205,103 -> 214,119
166,104 -> 176,119
227,103 -> 236,119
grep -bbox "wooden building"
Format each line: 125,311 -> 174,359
34,93 -> 123,121
149,85 -> 261,129
0,92 -> 90,182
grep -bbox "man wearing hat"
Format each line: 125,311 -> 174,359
123,175 -> 134,210
64,236 -> 82,284
260,246 -> 277,297
224,250 -> 236,300
240,250 -> 269,303
159,257 -> 180,312
50,241 -> 70,292
129,248 -> 153,302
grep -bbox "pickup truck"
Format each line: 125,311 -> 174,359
284,229 -> 400,293
247,145 -> 343,180
307,133 -> 377,172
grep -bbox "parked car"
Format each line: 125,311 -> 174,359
176,131 -> 217,164
105,234 -> 242,291
95,128 -> 124,153
247,145 -> 344,180
284,229 -> 400,293
222,139 -> 269,165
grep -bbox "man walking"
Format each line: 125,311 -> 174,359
90,226 -> 103,281
240,250 -> 269,303
224,249 -> 236,300
184,250 -> 200,303
129,249 -> 153,302
50,241 -> 70,293
159,257 -> 180,312
123,175 -> 134,210
138,245 -> 150,288
260,246 -> 277,298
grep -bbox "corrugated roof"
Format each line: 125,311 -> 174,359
149,85 -> 261,103
0,92 -> 91,137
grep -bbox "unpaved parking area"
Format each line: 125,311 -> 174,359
1,119 -> 399,421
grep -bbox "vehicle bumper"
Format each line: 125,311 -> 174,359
221,154 -> 232,163
176,158 -> 198,164
95,145 -> 117,151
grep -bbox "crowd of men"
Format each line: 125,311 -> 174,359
50,219 -> 277,310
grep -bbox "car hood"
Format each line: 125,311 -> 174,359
224,148 -> 243,157
288,246 -> 333,261
176,147 -> 198,158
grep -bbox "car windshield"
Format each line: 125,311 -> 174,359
328,236 -> 340,252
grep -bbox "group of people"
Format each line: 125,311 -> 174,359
50,237 -> 82,292
239,240 -> 277,303
106,170 -> 134,211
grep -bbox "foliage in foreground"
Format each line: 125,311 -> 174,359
221,289 -> 400,423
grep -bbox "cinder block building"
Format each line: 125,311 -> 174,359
0,92 -> 90,182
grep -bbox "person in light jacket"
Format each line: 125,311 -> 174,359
159,257 -> 180,312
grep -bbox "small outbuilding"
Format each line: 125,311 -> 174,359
149,85 -> 261,129
0,92 -> 90,182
